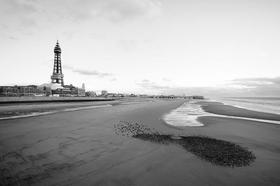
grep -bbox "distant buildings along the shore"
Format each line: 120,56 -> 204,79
0,41 -> 85,97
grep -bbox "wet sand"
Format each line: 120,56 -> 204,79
0,99 -> 280,185
0,96 -> 115,104
0,100 -> 120,119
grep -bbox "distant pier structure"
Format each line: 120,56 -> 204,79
51,41 -> 64,86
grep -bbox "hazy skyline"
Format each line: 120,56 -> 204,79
1,0 -> 280,96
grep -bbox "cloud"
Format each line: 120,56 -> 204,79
117,39 -> 139,51
2,0 -> 162,23
162,78 -> 171,82
95,0 -> 162,22
1,0 -> 37,15
162,77 -> 280,97
63,65 -> 74,70
226,77 -> 280,97
73,69 -> 113,77
0,0 -> 37,29
63,65 -> 113,78
135,77 -> 280,97
0,0 -> 162,38
66,0 -> 162,22
136,79 -> 170,91
38,0 -> 161,22
8,36 -> 18,40
230,77 -> 280,87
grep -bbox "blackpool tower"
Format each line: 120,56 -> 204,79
51,41 -> 64,86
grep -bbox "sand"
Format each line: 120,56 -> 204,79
0,99 -> 280,185
0,100 -> 120,118
0,96 -> 115,104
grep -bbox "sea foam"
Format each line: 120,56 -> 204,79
163,101 -> 206,127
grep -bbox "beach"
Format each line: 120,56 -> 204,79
0,99 -> 280,185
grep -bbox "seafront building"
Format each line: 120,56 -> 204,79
0,41 -> 85,97
0,85 -> 49,97
85,91 -> 97,97
101,90 -> 108,97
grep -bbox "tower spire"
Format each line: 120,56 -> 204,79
51,41 -> 64,86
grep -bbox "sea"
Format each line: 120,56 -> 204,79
217,97 -> 280,115
163,97 -> 280,127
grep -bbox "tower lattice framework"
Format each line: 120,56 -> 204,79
51,41 -> 64,86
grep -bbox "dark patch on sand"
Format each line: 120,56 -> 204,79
115,121 -> 256,167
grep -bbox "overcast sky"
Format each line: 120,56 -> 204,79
1,0 -> 280,96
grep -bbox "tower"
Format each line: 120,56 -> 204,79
51,41 -> 64,86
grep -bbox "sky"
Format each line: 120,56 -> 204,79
0,0 -> 280,97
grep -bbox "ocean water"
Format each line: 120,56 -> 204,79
217,97 -> 280,115
163,98 -> 280,127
